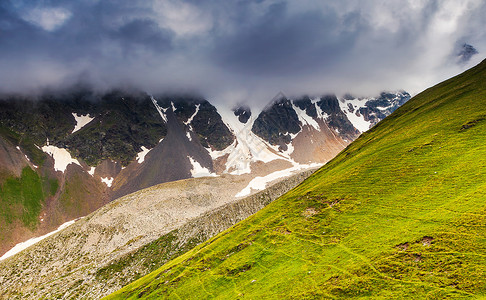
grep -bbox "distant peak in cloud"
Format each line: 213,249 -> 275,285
457,43 -> 479,64
0,0 -> 485,104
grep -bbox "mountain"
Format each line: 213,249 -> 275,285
457,43 -> 478,63
105,60 -> 486,299
251,91 -> 409,164
0,87 -> 408,257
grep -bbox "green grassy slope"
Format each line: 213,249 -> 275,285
0,167 -> 57,232
106,60 -> 486,299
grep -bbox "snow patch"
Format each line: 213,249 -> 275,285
101,177 -> 114,187
314,103 -> 329,120
151,96 -> 168,123
188,156 -> 216,178
337,97 -> 372,133
206,140 -> 236,160
217,106 -> 290,175
88,166 -> 96,176
136,146 -> 151,163
186,131 -> 192,141
72,113 -> 94,133
0,219 -> 78,261
184,104 -> 200,125
42,145 -> 81,173
235,163 -> 321,197
171,101 -> 177,112
281,141 -> 295,157
292,102 -> 320,131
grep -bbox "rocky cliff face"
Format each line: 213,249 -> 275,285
252,93 -> 302,150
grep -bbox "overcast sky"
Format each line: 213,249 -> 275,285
0,0 -> 485,108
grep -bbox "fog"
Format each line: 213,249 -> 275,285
0,0 -> 484,109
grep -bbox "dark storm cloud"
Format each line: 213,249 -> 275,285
0,0 -> 485,108
211,2 -> 365,75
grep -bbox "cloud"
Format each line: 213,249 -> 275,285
0,0 -> 485,108
152,0 -> 213,36
21,7 -> 72,31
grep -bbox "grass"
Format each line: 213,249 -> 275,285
0,167 -> 48,229
105,59 -> 486,299
95,229 -> 205,286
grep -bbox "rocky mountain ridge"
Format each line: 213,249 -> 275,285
0,88 -> 409,256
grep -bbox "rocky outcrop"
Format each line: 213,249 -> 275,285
357,91 -> 410,127
110,103 -> 215,199
0,90 -> 167,167
317,95 -> 359,140
233,105 -> 251,124
252,93 -> 301,150
158,96 -> 235,151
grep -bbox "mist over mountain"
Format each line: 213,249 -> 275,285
457,43 -> 479,63
0,0 -> 485,108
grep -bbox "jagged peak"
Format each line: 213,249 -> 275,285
262,92 -> 290,111
272,91 -> 287,101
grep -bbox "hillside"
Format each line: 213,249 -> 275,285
0,168 -> 315,299
106,60 -> 486,299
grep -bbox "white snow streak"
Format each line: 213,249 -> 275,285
235,163 -> 321,197
337,97 -> 372,133
314,102 -> 329,120
186,131 -> 192,141
206,139 -> 236,160
188,156 -> 216,178
0,219 -> 78,261
281,141 -> 295,156
151,96 -> 168,123
184,104 -> 200,125
136,146 -> 151,163
15,146 -> 38,168
292,102 -> 320,131
71,113 -> 94,133
42,145 -> 81,173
